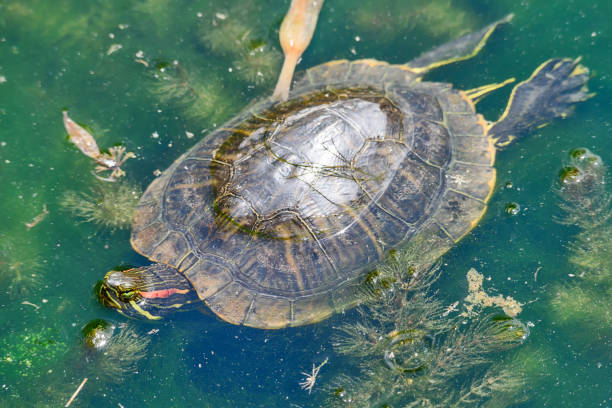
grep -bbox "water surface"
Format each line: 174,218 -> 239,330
0,0 -> 610,406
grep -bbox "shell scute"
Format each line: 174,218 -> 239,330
205,281 -> 255,325
393,88 -> 444,121
411,119 -> 452,167
445,112 -> 486,136
163,159 -> 215,229
452,135 -> 494,165
302,59 -> 350,86
185,258 -> 233,300
244,295 -> 292,329
131,222 -> 170,256
150,231 -> 190,267
432,190 -> 487,241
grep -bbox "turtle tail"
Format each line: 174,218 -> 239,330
489,58 -> 593,148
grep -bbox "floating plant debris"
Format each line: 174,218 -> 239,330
24,204 -> 49,230
463,268 -> 524,317
63,111 -> 135,181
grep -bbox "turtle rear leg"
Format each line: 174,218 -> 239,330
489,58 -> 592,148
406,14 -> 513,75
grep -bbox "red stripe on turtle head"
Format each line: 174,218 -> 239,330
140,288 -> 190,299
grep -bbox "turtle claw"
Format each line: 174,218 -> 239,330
538,58 -> 592,111
489,58 -> 592,148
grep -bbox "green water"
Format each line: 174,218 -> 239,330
0,0 -> 610,406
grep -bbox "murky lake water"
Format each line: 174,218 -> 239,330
1,0 -> 610,406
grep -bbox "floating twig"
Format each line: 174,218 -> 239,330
65,377 -> 88,407
21,300 -> 40,310
25,204 -> 49,230
442,300 -> 459,317
533,266 -> 542,282
299,357 -> 328,394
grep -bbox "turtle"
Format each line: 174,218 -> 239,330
98,15 -> 591,328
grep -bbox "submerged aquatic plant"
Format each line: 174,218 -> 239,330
349,0 -> 477,42
60,181 -> 141,230
326,244 -> 529,407
82,320 -> 151,382
147,61 -> 233,121
199,7 -> 282,87
550,148 -> 612,354
0,235 -> 44,297
233,43 -> 281,85
550,284 -> 612,334
556,148 -> 609,228
200,13 -> 253,56
0,327 -> 69,375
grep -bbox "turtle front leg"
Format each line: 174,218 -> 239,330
489,58 -> 592,148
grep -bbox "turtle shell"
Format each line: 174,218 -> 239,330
131,59 -> 496,328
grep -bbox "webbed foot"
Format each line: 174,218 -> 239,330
489,58 -> 592,148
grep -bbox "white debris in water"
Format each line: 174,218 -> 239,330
215,12 -> 227,20
0,75 -> 6,84
151,131 -> 159,139
106,44 -> 123,55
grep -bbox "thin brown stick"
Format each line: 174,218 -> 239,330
25,204 -> 49,230
65,377 -> 88,407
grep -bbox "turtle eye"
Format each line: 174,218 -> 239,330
119,289 -> 137,302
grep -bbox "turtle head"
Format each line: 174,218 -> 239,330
97,264 -> 198,320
